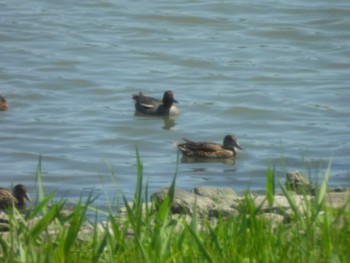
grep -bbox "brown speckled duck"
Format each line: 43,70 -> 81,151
0,184 -> 31,211
132,90 -> 179,116
0,95 -> 8,111
178,134 -> 243,159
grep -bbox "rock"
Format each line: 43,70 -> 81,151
192,186 -> 239,217
151,187 -> 241,218
152,187 -> 215,216
257,213 -> 285,226
193,186 -> 238,203
208,203 -> 239,218
251,193 -> 313,222
253,193 -> 311,210
285,170 -> 316,195
325,190 -> 350,209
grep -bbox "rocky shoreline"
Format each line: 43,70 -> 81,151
103,170 -> 349,237
1,171 -> 349,238
150,184 -> 349,223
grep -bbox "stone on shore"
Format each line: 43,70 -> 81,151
285,170 -> 316,195
151,186 -> 242,218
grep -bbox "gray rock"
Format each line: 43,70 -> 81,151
152,187 -> 215,216
325,190 -> 350,208
257,213 -> 285,226
285,170 -> 316,195
251,193 -> 313,222
208,203 -> 239,218
193,186 -> 238,203
192,186 -> 239,217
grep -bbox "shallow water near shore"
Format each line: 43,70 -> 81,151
1,1 -> 349,211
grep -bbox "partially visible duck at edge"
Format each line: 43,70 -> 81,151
178,134 -> 243,159
132,90 -> 179,116
0,184 -> 31,211
0,95 -> 8,111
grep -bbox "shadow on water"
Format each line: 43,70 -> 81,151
180,155 -> 237,165
133,111 -> 178,130
162,116 -> 176,130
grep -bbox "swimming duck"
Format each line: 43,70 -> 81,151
0,95 -> 8,111
178,134 -> 243,159
132,90 -> 179,116
0,184 -> 31,211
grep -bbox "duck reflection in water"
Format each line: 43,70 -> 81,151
180,155 -> 237,165
162,116 -> 176,130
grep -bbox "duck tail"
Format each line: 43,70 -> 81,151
132,92 -> 143,101
182,138 -> 196,145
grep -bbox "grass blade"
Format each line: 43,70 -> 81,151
316,160 -> 332,209
35,155 -> 45,206
266,162 -> 275,206
187,225 -> 213,263
30,201 -> 64,240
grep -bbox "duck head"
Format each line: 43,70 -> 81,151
162,90 -> 178,107
13,184 -> 31,204
223,134 -> 243,152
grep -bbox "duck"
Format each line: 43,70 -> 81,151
0,184 -> 31,211
178,134 -> 243,159
0,95 -> 8,111
132,90 -> 179,116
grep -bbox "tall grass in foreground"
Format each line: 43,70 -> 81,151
0,155 -> 349,262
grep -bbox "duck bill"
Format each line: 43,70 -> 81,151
24,193 -> 32,202
235,144 -> 243,150
173,99 -> 179,104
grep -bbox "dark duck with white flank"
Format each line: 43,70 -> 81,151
132,90 -> 179,116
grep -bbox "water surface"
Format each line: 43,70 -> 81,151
1,1 -> 349,210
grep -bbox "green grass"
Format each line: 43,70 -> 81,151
0,154 -> 349,263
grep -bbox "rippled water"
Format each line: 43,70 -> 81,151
1,1 -> 349,210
